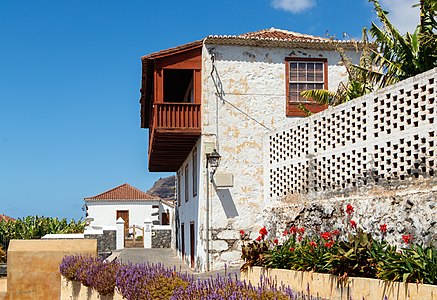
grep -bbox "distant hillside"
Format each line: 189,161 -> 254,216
147,176 -> 176,201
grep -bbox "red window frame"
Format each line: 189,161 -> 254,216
285,57 -> 328,117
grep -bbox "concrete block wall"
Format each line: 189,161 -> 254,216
267,68 -> 436,199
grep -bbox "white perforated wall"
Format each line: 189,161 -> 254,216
268,68 -> 436,199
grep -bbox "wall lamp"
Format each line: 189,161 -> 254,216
207,149 -> 221,178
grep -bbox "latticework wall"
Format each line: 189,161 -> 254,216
268,68 -> 436,199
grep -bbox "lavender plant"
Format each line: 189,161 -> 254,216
60,256 -> 323,299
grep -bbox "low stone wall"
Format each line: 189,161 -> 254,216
242,267 -> 437,300
264,179 -> 437,247
85,230 -> 116,259
0,265 -> 5,277
152,229 -> 171,248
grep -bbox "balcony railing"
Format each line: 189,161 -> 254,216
150,102 -> 201,129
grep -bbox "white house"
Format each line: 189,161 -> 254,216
84,183 -> 174,236
139,28 -> 361,271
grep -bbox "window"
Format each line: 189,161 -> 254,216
192,148 -> 197,197
184,164 -> 189,202
152,205 -> 159,209
286,58 -> 328,117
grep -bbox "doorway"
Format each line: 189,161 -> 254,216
190,222 -> 195,268
181,223 -> 185,260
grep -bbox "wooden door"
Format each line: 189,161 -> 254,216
181,223 -> 185,260
116,210 -> 129,233
190,222 -> 195,268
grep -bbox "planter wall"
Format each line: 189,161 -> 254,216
242,266 -> 436,300
60,276 -> 123,300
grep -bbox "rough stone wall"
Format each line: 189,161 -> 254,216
152,229 -> 171,248
84,230 -> 116,259
201,43 -> 359,270
264,179 -> 437,247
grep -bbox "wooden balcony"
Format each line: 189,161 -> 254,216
148,103 -> 201,172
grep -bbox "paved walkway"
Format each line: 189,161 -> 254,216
110,248 -> 240,280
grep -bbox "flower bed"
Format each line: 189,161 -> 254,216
60,255 -> 325,299
240,204 -> 436,285
239,203 -> 436,299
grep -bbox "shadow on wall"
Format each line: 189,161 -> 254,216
214,186 -> 239,219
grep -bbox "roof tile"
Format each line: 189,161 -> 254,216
84,183 -> 160,201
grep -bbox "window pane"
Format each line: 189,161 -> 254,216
290,70 -> 297,81
315,63 -> 323,82
298,63 -> 306,81
290,83 -> 298,92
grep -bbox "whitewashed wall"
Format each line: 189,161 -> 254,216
197,43 -> 360,270
86,201 -> 162,234
176,139 -> 203,270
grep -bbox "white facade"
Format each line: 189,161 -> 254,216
86,200 -> 174,232
174,40 -> 361,271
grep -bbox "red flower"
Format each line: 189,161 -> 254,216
324,240 -> 334,248
350,220 -> 357,229
331,229 -> 340,236
298,227 -> 305,234
298,236 -> 303,242
309,241 -> 317,247
379,224 -> 387,233
346,204 -> 354,215
402,234 -> 413,244
256,235 -> 262,242
282,230 -> 289,236
321,232 -> 331,240
290,226 -> 298,235
259,227 -> 268,237
240,230 -> 245,236
273,238 -> 279,245
289,247 -> 295,252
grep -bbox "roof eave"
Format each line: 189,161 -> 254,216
204,37 -> 363,51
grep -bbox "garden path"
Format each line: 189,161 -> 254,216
112,249 -> 240,280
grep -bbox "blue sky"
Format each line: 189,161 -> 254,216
0,0 -> 419,220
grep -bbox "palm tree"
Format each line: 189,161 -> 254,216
300,0 -> 436,114
365,0 -> 437,88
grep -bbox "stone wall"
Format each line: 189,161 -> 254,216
85,230 -> 116,259
264,179 -> 437,247
152,229 -> 171,248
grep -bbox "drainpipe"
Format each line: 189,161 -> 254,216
205,159 -> 210,272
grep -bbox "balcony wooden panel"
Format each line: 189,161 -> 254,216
148,102 -> 201,172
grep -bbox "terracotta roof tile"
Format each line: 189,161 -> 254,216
0,214 -> 15,222
84,183 -> 160,202
235,28 -> 329,42
205,27 -> 359,49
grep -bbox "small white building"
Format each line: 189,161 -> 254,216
84,183 -> 174,235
